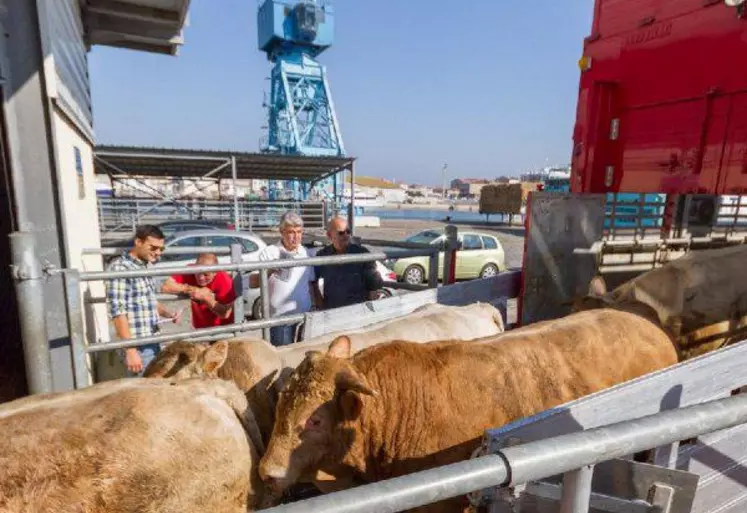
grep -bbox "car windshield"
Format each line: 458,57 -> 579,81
405,230 -> 442,245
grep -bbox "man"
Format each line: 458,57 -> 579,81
106,225 -> 180,377
312,216 -> 383,310
249,211 -> 315,346
161,253 -> 237,329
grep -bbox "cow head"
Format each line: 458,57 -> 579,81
259,335 -> 378,493
570,275 -> 614,312
143,340 -> 229,379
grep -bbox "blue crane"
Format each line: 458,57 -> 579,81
257,0 -> 345,201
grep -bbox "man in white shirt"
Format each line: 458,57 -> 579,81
249,211 -> 315,346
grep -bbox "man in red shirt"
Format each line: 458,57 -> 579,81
161,253 -> 238,329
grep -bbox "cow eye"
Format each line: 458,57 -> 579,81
304,416 -> 321,431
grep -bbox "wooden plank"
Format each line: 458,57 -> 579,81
302,271 -> 521,339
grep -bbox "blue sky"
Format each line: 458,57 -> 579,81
89,0 -> 594,185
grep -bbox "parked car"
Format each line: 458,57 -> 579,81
152,229 -> 267,316
389,228 -> 506,285
101,219 -> 234,249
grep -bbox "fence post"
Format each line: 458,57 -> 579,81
230,243 -> 245,325
9,232 -> 53,394
427,249 -> 439,288
63,269 -> 91,389
559,465 -> 594,513
260,268 -> 271,341
442,225 -> 458,285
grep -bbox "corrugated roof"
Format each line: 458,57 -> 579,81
94,145 -> 355,182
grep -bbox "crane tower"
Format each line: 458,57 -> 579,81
257,0 -> 345,201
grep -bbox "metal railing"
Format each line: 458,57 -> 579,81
257,392 -> 747,513
97,198 -> 328,237
68,241 -> 445,389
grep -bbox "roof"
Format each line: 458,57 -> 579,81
346,175 -> 402,190
94,145 -> 356,182
82,0 -> 192,55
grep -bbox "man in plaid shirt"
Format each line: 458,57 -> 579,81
106,225 -> 180,376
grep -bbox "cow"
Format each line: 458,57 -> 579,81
143,337 -> 281,445
572,244 -> 747,359
143,302 -> 506,427
259,308 -> 677,512
277,301 -> 505,369
0,368 -> 270,512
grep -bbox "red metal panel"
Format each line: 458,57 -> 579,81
717,93 -> 747,194
571,1 -> 747,195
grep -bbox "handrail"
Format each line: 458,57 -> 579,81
257,392 -> 747,513
78,249 -> 437,281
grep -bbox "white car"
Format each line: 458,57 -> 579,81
154,229 -> 267,315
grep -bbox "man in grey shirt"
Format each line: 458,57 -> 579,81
311,216 -> 383,310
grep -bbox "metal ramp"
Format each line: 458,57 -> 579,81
479,339 -> 747,513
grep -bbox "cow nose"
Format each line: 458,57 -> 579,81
259,462 -> 288,483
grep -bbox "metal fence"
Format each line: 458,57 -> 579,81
97,198 -> 330,238
256,392 -> 747,513
65,236 -> 452,389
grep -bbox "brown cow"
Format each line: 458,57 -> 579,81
259,309 -> 677,512
0,373 -> 269,512
143,337 -> 281,445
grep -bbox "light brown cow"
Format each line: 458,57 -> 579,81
0,371 -> 269,512
143,337 -> 281,445
572,244 -> 747,359
277,301 -> 505,370
142,303 -> 506,442
259,309 -> 677,512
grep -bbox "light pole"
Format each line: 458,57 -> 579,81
441,163 -> 448,199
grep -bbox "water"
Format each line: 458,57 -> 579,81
367,208 -> 519,224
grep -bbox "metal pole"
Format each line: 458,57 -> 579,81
349,164 -> 355,236
63,270 -> 90,389
260,393 -> 747,513
9,232 -> 53,394
230,243 -> 245,324
260,268 -> 271,341
231,156 -> 240,231
442,225 -> 458,285
559,465 -> 594,513
258,455 -> 509,513
427,249 -> 439,288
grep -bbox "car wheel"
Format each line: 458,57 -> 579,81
480,263 -> 499,279
403,265 -> 425,285
252,297 -> 263,320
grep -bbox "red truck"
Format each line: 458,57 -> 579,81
570,0 -> 747,196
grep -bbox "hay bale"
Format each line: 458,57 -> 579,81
479,183 -> 523,214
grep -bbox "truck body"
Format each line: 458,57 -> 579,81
569,1 -> 747,196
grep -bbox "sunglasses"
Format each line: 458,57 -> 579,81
336,229 -> 351,236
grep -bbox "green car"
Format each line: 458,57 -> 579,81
390,228 -> 507,284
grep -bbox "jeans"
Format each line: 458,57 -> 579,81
124,343 -> 161,377
270,324 -> 298,347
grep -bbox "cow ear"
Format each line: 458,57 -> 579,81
201,341 -> 229,374
588,275 -> 607,297
142,352 -> 179,378
327,336 -> 351,359
335,368 -> 377,397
